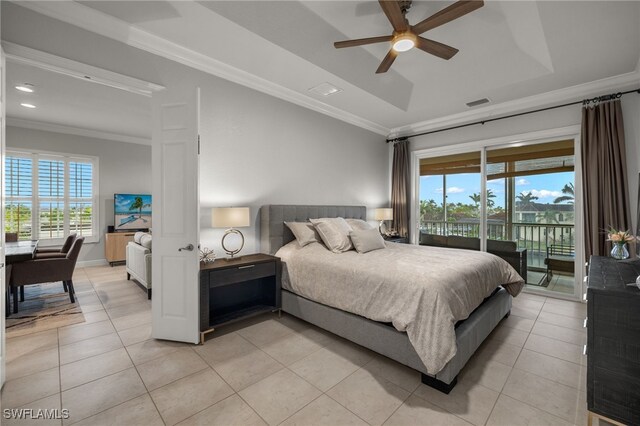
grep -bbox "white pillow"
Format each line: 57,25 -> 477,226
139,234 -> 152,250
346,218 -> 374,231
285,222 -> 320,247
350,228 -> 386,253
309,217 -> 353,253
134,232 -> 146,244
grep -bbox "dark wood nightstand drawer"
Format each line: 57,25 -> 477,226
209,262 -> 276,287
592,366 -> 640,425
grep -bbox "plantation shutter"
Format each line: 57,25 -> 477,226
38,158 -> 65,239
4,156 -> 33,239
69,160 -> 94,237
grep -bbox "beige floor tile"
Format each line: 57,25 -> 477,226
282,394 -> 366,426
81,310 -> 110,324
111,310 -> 152,331
6,347 -> 59,381
289,347 -> 362,392
514,349 -> 584,389
72,394 -> 164,426
500,314 -> 535,333
6,329 -> 58,363
361,355 -> 421,392
511,298 -> 544,312
541,301 -> 587,319
413,380 -> 499,426
486,394 -> 574,426
104,296 -> 150,316
518,293 -> 547,303
60,348 -> 133,391
384,394 -> 472,426
240,369 -> 321,426
488,324 -> 529,347
261,331 -> 324,366
327,369 -> 409,426
150,369 -> 234,426
472,338 -> 522,367
177,394 -> 266,426
502,368 -> 586,424
510,305 -> 540,320
458,357 -> 512,392
537,311 -> 585,331
531,321 -> 586,346
126,338 -> 185,365
2,393 -> 62,426
298,325 -> 339,347
236,318 -> 300,348
137,347 -> 209,391
58,320 -> 115,346
62,367 -> 147,424
524,333 -> 587,366
326,338 -> 375,366
59,332 -> 123,365
117,322 -> 153,346
1,367 -> 60,408
195,333 -> 283,391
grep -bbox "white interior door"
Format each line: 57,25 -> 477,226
0,47 -> 6,387
151,86 -> 200,344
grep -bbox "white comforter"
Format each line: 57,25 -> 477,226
276,241 -> 524,374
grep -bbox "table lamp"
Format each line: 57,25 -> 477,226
211,207 -> 250,260
374,208 -> 393,235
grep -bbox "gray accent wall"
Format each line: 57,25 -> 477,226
6,126 -> 152,263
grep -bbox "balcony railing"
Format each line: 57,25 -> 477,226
420,220 -> 575,269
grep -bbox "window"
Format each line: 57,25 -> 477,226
5,150 -> 99,244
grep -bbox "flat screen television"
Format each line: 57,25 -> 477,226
114,194 -> 152,231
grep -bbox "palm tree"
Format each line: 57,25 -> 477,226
486,189 -> 496,209
469,193 -> 481,208
516,192 -> 539,209
537,210 -> 559,224
554,183 -> 575,204
129,196 -> 150,220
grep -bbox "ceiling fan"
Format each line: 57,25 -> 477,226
334,0 -> 484,74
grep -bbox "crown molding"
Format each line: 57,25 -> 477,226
389,69 -> 640,138
3,42 -> 164,97
13,1 -> 389,136
7,117 -> 151,145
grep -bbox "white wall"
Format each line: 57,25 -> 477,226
197,75 -> 389,256
6,126 -> 152,263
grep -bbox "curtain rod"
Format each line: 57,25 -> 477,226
386,87 -> 640,143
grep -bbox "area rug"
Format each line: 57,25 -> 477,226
6,282 -> 85,338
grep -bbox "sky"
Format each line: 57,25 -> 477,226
420,172 -> 574,207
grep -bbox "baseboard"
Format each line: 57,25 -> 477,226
77,259 -> 108,268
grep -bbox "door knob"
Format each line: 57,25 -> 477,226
178,244 -> 194,252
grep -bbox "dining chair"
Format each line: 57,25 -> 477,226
9,237 -> 84,314
35,233 -> 77,259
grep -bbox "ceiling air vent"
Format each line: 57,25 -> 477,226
466,98 -> 491,107
308,82 -> 343,97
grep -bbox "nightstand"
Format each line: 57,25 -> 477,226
199,253 -> 281,343
384,236 -> 409,244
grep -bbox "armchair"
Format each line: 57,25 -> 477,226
9,237 -> 84,314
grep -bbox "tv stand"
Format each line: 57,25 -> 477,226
105,232 -> 136,266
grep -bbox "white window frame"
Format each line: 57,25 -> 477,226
6,148 -> 99,245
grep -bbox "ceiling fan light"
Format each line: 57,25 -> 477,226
392,34 -> 416,52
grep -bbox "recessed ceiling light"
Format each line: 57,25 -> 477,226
20,103 -> 36,109
15,84 -> 34,93
308,82 -> 343,97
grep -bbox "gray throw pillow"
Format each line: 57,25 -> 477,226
350,228 -> 386,253
346,218 -> 375,231
310,217 -> 353,253
285,222 -> 320,247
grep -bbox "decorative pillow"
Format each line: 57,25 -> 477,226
350,228 -> 386,254
285,222 -> 320,247
346,218 -> 375,231
139,234 -> 152,250
134,232 -> 146,244
309,217 -> 353,253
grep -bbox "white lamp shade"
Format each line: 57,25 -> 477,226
374,208 -> 393,221
211,207 -> 250,228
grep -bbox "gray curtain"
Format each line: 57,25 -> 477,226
581,99 -> 631,260
392,139 -> 410,238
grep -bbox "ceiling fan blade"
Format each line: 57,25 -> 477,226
376,49 -> 398,74
412,0 -> 484,35
334,35 -> 393,49
378,0 -> 409,32
416,37 -> 459,60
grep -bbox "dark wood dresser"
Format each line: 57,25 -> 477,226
586,256 -> 640,426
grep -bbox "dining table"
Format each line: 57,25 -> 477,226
5,240 -> 38,316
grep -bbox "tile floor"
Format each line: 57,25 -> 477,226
1,265 -> 600,425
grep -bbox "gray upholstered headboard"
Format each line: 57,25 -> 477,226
260,205 -> 367,255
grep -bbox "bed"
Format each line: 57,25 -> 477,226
260,204 -> 523,393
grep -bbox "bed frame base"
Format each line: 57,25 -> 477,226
421,374 -> 458,394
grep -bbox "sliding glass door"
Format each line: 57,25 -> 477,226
416,137 -> 578,299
